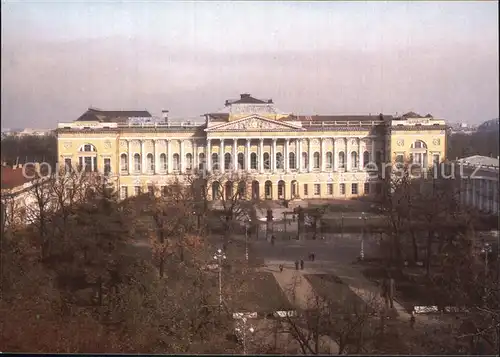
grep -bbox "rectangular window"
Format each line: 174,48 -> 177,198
104,158 -> 111,175
314,184 -> 321,196
352,183 -> 358,195
120,186 -> 128,200
327,183 -> 333,195
64,158 -> 72,173
339,183 -> 346,195
134,186 -> 141,196
364,182 -> 370,194
303,184 -> 309,196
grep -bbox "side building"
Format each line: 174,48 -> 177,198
56,94 -> 447,201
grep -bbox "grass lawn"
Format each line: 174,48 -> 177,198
206,271 -> 293,314
360,265 -> 451,311
305,274 -> 367,313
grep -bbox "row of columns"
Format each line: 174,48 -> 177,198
122,137 -> 377,175
208,138 -> 377,173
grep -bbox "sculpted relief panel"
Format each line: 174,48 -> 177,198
214,117 -> 296,131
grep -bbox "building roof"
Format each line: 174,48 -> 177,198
76,108 -> 152,123
225,93 -> 273,105
457,155 -> 499,169
290,114 -> 391,122
401,111 -> 423,118
1,166 -> 36,190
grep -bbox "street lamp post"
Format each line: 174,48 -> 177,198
359,212 -> 367,261
213,248 -> 226,309
245,219 -> 251,262
481,243 -> 492,271
235,317 -> 255,355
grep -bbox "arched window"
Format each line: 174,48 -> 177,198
224,153 -> 232,171
186,153 -> 193,170
289,152 -> 296,170
326,152 -> 333,169
238,153 -> 244,170
198,153 -> 205,170
338,152 -> 345,169
173,154 -> 180,171
212,153 -> 219,170
79,144 -> 97,152
212,181 -> 220,200
225,181 -> 233,198
276,152 -> 283,169
351,152 -> 358,169
134,153 -> 141,172
264,180 -> 272,199
160,153 -> 167,172
120,153 -> 128,172
313,152 -> 320,169
251,153 -> 257,169
79,144 -> 98,172
237,181 -> 246,197
147,153 -> 154,172
263,153 -> 270,170
363,151 -> 370,168
302,152 -> 308,170
412,140 -> 427,149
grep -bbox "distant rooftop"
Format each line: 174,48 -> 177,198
456,155 -> 499,169
76,108 -> 152,123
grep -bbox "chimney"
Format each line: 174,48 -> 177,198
161,110 -> 169,123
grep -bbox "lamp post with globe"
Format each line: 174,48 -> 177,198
213,248 -> 226,309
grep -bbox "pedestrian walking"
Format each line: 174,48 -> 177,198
311,253 -> 315,262
279,264 -> 284,272
295,260 -> 299,270
271,235 -> 275,246
300,259 -> 304,270
410,311 -> 416,329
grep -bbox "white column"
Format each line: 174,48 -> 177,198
233,139 -> 238,172
332,139 -> 336,171
179,140 -> 184,173
272,139 -> 277,173
347,139 -> 352,171
128,140 -> 133,173
167,140 -> 172,174
358,139 -> 363,169
141,140 -> 146,174
153,140 -> 156,174
206,139 -> 211,172
247,139 -> 251,172
298,139 -> 302,172
193,140 -> 198,171
220,139 -> 225,171
308,139 -> 313,173
259,139 -> 264,173
284,139 -> 289,172
320,138 -> 325,172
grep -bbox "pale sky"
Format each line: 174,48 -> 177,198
1,1 -> 498,129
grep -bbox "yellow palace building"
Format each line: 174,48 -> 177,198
57,93 -> 447,201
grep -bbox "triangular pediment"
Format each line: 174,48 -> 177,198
205,115 -> 304,132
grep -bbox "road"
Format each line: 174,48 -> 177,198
250,233 -> 381,265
